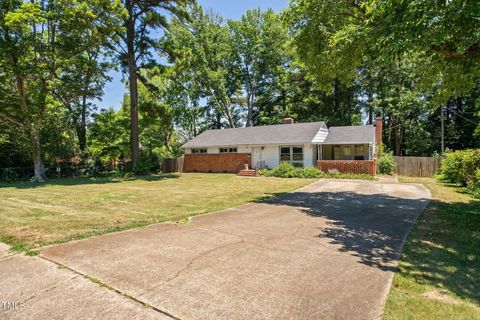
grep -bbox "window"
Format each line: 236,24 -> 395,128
280,146 -> 304,167
192,148 -> 207,154
280,147 -> 291,161
219,147 -> 237,153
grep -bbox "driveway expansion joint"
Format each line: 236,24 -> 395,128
38,255 -> 183,320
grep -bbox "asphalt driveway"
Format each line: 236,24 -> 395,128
2,179 -> 430,319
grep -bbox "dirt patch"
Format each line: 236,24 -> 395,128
0,242 -> 9,258
423,290 -> 461,305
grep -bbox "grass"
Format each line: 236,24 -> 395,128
326,173 -> 375,180
0,173 -> 313,251
384,177 -> 480,320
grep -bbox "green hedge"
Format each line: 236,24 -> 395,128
440,149 -> 480,197
258,162 -> 324,178
258,162 -> 374,180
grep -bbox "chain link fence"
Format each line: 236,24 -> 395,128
0,164 -> 119,182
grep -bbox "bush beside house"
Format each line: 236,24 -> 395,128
258,163 -> 324,178
377,152 -> 395,175
258,162 -> 374,180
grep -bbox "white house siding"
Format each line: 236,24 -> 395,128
207,147 -> 219,154
263,145 -> 280,169
303,144 -> 315,167
237,146 -> 252,153
251,145 -> 280,169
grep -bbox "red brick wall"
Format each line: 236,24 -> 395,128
317,160 -> 376,176
184,153 -> 251,173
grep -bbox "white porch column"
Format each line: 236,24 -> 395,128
318,145 -> 323,160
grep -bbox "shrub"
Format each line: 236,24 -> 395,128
258,163 -> 324,179
470,169 -> 480,197
78,158 -> 98,178
327,168 -> 340,176
441,149 -> 480,187
1,168 -> 19,182
440,150 -> 464,184
270,162 -> 299,178
377,153 -> 394,175
258,163 -> 372,180
298,167 -> 324,178
257,168 -> 273,177
131,157 -> 153,175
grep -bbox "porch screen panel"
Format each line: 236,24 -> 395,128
334,145 -> 352,160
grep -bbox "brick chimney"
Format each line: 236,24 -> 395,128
375,116 -> 382,145
283,117 -> 294,124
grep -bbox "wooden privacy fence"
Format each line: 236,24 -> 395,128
162,156 -> 184,173
393,156 -> 441,177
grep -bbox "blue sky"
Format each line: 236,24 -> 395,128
99,0 -> 289,110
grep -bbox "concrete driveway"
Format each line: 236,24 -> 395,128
2,179 -> 430,320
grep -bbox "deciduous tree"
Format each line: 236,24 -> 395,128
0,0 -> 123,181
228,9 -> 290,126
166,4 -> 241,128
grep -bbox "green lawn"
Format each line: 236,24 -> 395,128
384,177 -> 480,320
0,173 -> 314,251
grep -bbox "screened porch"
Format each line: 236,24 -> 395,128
316,144 -> 373,161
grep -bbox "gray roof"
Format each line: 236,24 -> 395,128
322,125 -> 375,144
182,122 -> 327,148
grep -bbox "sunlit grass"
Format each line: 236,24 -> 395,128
384,177 -> 480,320
0,173 -> 314,251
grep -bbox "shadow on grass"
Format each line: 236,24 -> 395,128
0,174 -> 180,189
397,198 -> 480,303
258,191 -> 429,272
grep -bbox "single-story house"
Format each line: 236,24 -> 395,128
182,117 -> 382,175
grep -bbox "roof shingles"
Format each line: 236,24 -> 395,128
182,122 -> 327,148
322,125 -> 375,144
182,122 -> 375,148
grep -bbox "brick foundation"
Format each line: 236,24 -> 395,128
184,153 -> 252,173
317,160 -> 376,176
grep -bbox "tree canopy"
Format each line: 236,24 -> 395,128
0,0 -> 479,180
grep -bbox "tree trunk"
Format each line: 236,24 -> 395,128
79,68 -> 91,153
14,71 -> 47,182
215,111 -> 222,129
223,101 -> 235,128
30,127 -> 46,182
394,127 -> 403,156
367,88 -> 373,125
126,0 -> 140,167
333,79 -> 342,124
245,92 -> 254,127
225,108 -> 235,128
79,94 -> 87,152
